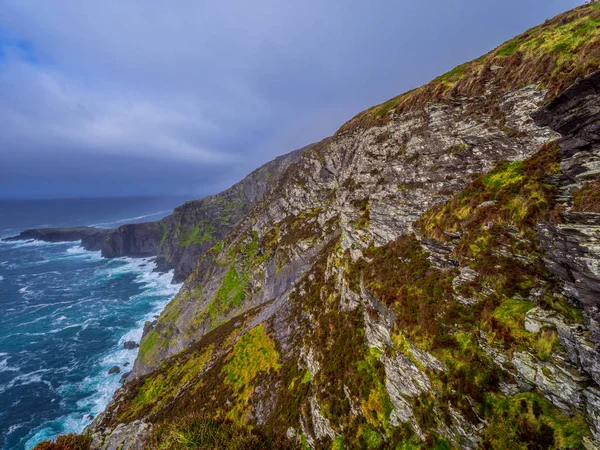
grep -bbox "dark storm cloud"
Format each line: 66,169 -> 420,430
0,0 -> 583,198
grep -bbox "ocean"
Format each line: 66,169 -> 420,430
0,197 -> 189,450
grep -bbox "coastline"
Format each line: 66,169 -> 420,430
0,239 -> 181,450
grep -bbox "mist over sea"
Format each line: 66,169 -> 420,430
0,197 -> 189,450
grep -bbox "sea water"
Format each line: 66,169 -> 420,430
0,198 -> 188,449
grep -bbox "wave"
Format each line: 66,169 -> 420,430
0,369 -> 54,396
0,357 -> 20,373
19,249 -> 181,449
91,210 -> 171,228
0,239 -> 68,248
0,275 -> 3,282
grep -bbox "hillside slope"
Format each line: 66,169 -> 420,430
42,3 -> 600,449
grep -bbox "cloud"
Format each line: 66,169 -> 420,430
0,0 -> 583,198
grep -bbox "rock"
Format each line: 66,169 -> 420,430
108,366 -> 120,375
309,395 -> 336,441
90,421 -> 151,450
584,387 -> 600,442
123,341 -> 139,350
120,371 -> 132,383
512,351 -> 587,411
142,321 -> 155,339
452,266 -> 480,305
382,353 -> 431,398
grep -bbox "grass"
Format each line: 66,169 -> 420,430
146,415 -> 275,450
122,345 -> 214,419
222,324 -> 281,423
572,180 -> 600,213
138,329 -> 162,366
481,392 -> 590,449
483,161 -> 524,194
207,268 -> 249,319
32,435 -> 92,450
179,221 -> 216,248
336,2 -> 600,134
355,199 -> 371,229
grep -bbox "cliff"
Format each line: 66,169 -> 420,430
100,146 -> 307,282
39,3 -> 600,449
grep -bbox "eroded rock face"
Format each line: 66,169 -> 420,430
532,71 -> 600,441
131,82 -> 557,377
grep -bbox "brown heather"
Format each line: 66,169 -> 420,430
336,2 -> 600,135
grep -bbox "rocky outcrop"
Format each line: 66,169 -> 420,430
532,70 -> 600,444
101,222 -> 162,258
88,421 -> 151,450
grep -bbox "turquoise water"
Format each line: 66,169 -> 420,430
0,199 -> 185,449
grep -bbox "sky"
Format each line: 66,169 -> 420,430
0,0 -> 583,199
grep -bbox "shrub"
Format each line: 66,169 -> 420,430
147,415 -> 272,450
32,434 -> 92,450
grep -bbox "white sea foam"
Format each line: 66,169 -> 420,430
81,265 -> 180,419
91,210 -> 171,228
0,357 -> 20,373
0,369 -> 54,396
22,244 -> 182,449
0,275 -> 3,282
3,239 -> 67,248
65,246 -> 103,262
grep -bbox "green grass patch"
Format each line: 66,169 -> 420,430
481,392 -> 590,449
179,221 -> 216,248
222,324 -> 281,423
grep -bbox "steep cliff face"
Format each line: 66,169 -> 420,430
69,3 -> 600,450
100,147 -> 306,282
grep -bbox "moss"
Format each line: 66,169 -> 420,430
222,324 -> 281,423
207,268 -> 249,320
481,392 -> 591,449
179,221 -> 216,248
361,424 -> 384,449
120,345 -> 214,420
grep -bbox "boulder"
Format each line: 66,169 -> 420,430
123,341 -> 139,350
